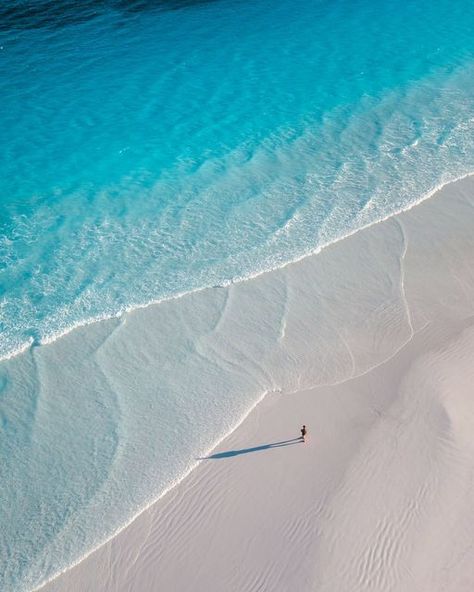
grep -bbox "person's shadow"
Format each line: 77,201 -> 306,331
199,437 -> 302,460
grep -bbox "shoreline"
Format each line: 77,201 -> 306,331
3,171 -> 473,365
35,174 -> 474,592
30,388 -> 272,592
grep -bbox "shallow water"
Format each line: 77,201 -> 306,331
1,0 -> 474,589
2,0 -> 474,359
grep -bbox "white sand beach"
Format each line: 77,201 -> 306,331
39,175 -> 474,592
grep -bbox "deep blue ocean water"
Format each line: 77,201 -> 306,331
1,0 -> 474,589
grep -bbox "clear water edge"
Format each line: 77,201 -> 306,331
4,170 -> 474,367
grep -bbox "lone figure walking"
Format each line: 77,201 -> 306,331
300,424 -> 307,443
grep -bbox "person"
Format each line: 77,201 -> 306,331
300,425 -> 307,442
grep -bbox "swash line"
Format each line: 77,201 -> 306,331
4,172 -> 474,365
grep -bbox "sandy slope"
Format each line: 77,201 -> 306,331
41,176 -> 474,592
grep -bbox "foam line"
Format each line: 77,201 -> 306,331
4,173 -> 473,366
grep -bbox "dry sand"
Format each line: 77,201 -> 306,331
40,175 -> 474,592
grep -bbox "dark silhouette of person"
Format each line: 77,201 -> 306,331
301,425 -> 307,442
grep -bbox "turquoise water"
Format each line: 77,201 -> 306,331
2,0 -> 474,589
1,0 -> 474,359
